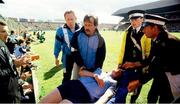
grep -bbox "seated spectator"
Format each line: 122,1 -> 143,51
40,68 -> 122,103
14,38 -> 26,58
36,32 -> 40,39
21,76 -> 35,103
6,30 -> 18,54
25,41 -> 31,52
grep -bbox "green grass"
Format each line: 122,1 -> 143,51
31,30 -> 122,99
31,30 -> 180,103
31,31 -> 62,99
171,32 -> 180,39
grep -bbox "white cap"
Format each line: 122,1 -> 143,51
143,14 -> 168,26
128,10 -> 145,19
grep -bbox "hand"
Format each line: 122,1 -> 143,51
122,62 -> 141,69
55,59 -> 59,67
22,83 -> 30,89
80,66 -> 86,71
111,68 -> 123,79
128,80 -> 140,92
94,74 -> 105,88
20,73 -> 27,80
14,55 -> 31,67
21,55 -> 31,64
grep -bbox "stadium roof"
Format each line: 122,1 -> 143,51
0,0 -> 4,3
113,0 -> 180,19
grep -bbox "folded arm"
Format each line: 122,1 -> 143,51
79,67 -> 104,88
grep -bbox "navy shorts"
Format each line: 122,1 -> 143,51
57,80 -> 91,103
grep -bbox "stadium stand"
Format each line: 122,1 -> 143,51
0,0 -> 4,3
0,14 -> 5,22
0,14 -> 65,32
1,14 -> 116,32
17,21 -> 64,31
113,0 -> 180,32
98,23 -> 117,31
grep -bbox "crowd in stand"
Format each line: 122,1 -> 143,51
20,22 -> 62,31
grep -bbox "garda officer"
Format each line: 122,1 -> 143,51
128,14 -> 180,103
107,10 -> 151,103
141,14 -> 180,103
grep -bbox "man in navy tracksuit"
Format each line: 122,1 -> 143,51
71,15 -> 106,73
54,10 -> 80,83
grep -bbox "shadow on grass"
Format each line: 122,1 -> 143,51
43,64 -> 64,80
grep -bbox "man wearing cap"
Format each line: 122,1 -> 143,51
128,14 -> 180,103
105,10 -> 151,103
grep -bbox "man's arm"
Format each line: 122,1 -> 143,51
13,55 -> 30,67
79,66 -> 94,77
121,61 -> 143,69
128,80 -> 141,92
95,37 -> 106,69
79,67 -> 105,88
71,31 -> 84,67
54,28 -> 63,66
0,55 -> 27,77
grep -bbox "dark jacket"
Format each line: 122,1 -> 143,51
123,26 -> 144,64
71,27 -> 106,72
140,31 -> 180,83
0,40 -> 20,103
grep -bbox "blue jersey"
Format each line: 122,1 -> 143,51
79,68 -> 117,102
78,32 -> 99,69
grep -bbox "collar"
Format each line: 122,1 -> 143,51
0,40 -> 6,47
153,31 -> 167,44
63,23 -> 80,32
133,26 -> 141,33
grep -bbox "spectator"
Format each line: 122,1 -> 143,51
25,41 -> 31,52
6,30 -> 18,54
0,21 -> 30,103
14,38 -> 26,58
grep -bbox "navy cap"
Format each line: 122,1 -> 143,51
142,14 -> 168,27
128,10 -> 145,19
